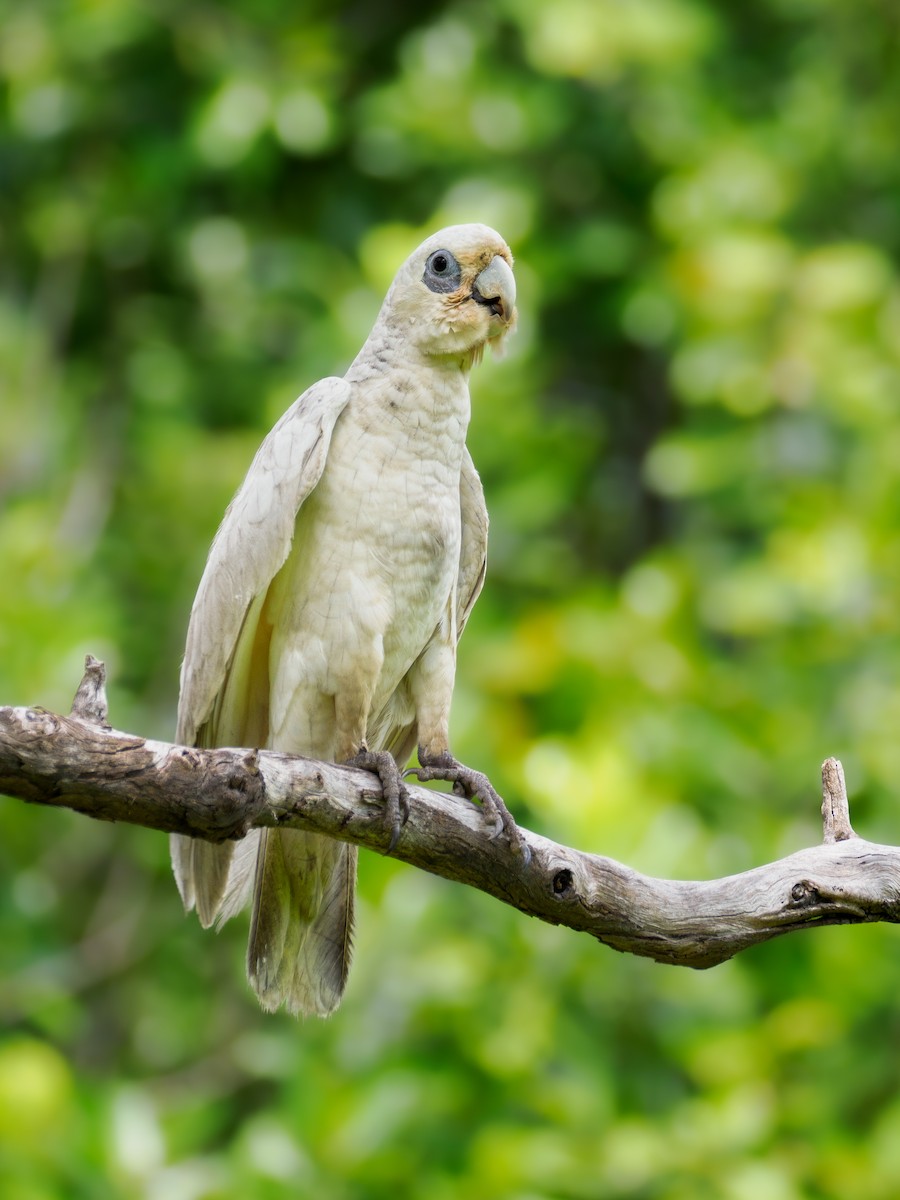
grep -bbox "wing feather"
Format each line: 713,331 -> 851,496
176,377 -> 352,746
457,446 -> 489,636
171,377 -> 352,919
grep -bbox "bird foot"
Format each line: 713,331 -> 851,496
405,752 -> 531,866
346,749 -> 409,854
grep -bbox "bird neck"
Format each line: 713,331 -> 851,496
350,317 -> 484,379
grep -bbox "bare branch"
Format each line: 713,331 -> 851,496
822,756 -> 856,844
3,661 -> 900,969
69,654 -> 110,727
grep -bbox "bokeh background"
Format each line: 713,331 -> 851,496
4,0 -> 900,1196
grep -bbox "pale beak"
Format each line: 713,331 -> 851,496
472,256 -> 516,323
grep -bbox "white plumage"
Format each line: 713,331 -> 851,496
171,224 -> 517,1015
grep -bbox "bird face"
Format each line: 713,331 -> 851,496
386,223 -> 517,363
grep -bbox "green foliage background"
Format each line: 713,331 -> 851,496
4,0 -> 900,1195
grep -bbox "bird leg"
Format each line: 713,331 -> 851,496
406,749 -> 531,865
345,748 -> 409,855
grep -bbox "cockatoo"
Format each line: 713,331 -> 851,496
171,223 -> 523,1017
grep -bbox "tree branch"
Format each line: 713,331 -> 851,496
3,658 -> 900,969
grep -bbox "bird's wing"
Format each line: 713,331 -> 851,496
374,445 -> 489,767
172,376 -> 351,921
457,445 -> 489,635
176,376 -> 352,747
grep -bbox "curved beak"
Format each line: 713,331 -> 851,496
472,255 -> 516,323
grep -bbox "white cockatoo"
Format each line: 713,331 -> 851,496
171,223 -> 523,1016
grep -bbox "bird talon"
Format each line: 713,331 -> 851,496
385,785 -> 410,853
477,793 -> 505,840
346,748 -> 407,855
415,753 -> 529,864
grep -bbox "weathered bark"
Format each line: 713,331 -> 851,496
2,657 -> 900,969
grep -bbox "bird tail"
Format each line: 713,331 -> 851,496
231,826 -> 357,1017
170,833 -> 235,928
172,821 -> 356,1017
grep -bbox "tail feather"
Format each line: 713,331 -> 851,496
170,832 -> 234,928
217,828 -> 262,925
297,838 -> 357,1011
246,827 -> 356,1016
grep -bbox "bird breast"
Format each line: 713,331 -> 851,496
320,380 -> 466,601
267,371 -> 469,710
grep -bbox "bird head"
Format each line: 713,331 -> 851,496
381,223 -> 517,367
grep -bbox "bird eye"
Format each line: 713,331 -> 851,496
423,249 -> 461,294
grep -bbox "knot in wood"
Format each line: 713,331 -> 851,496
552,869 -> 574,896
26,709 -> 58,737
791,879 -> 820,905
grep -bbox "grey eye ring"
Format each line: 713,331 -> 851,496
423,249 -> 461,293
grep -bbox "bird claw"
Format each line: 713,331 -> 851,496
406,755 -> 531,866
347,749 -> 408,854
